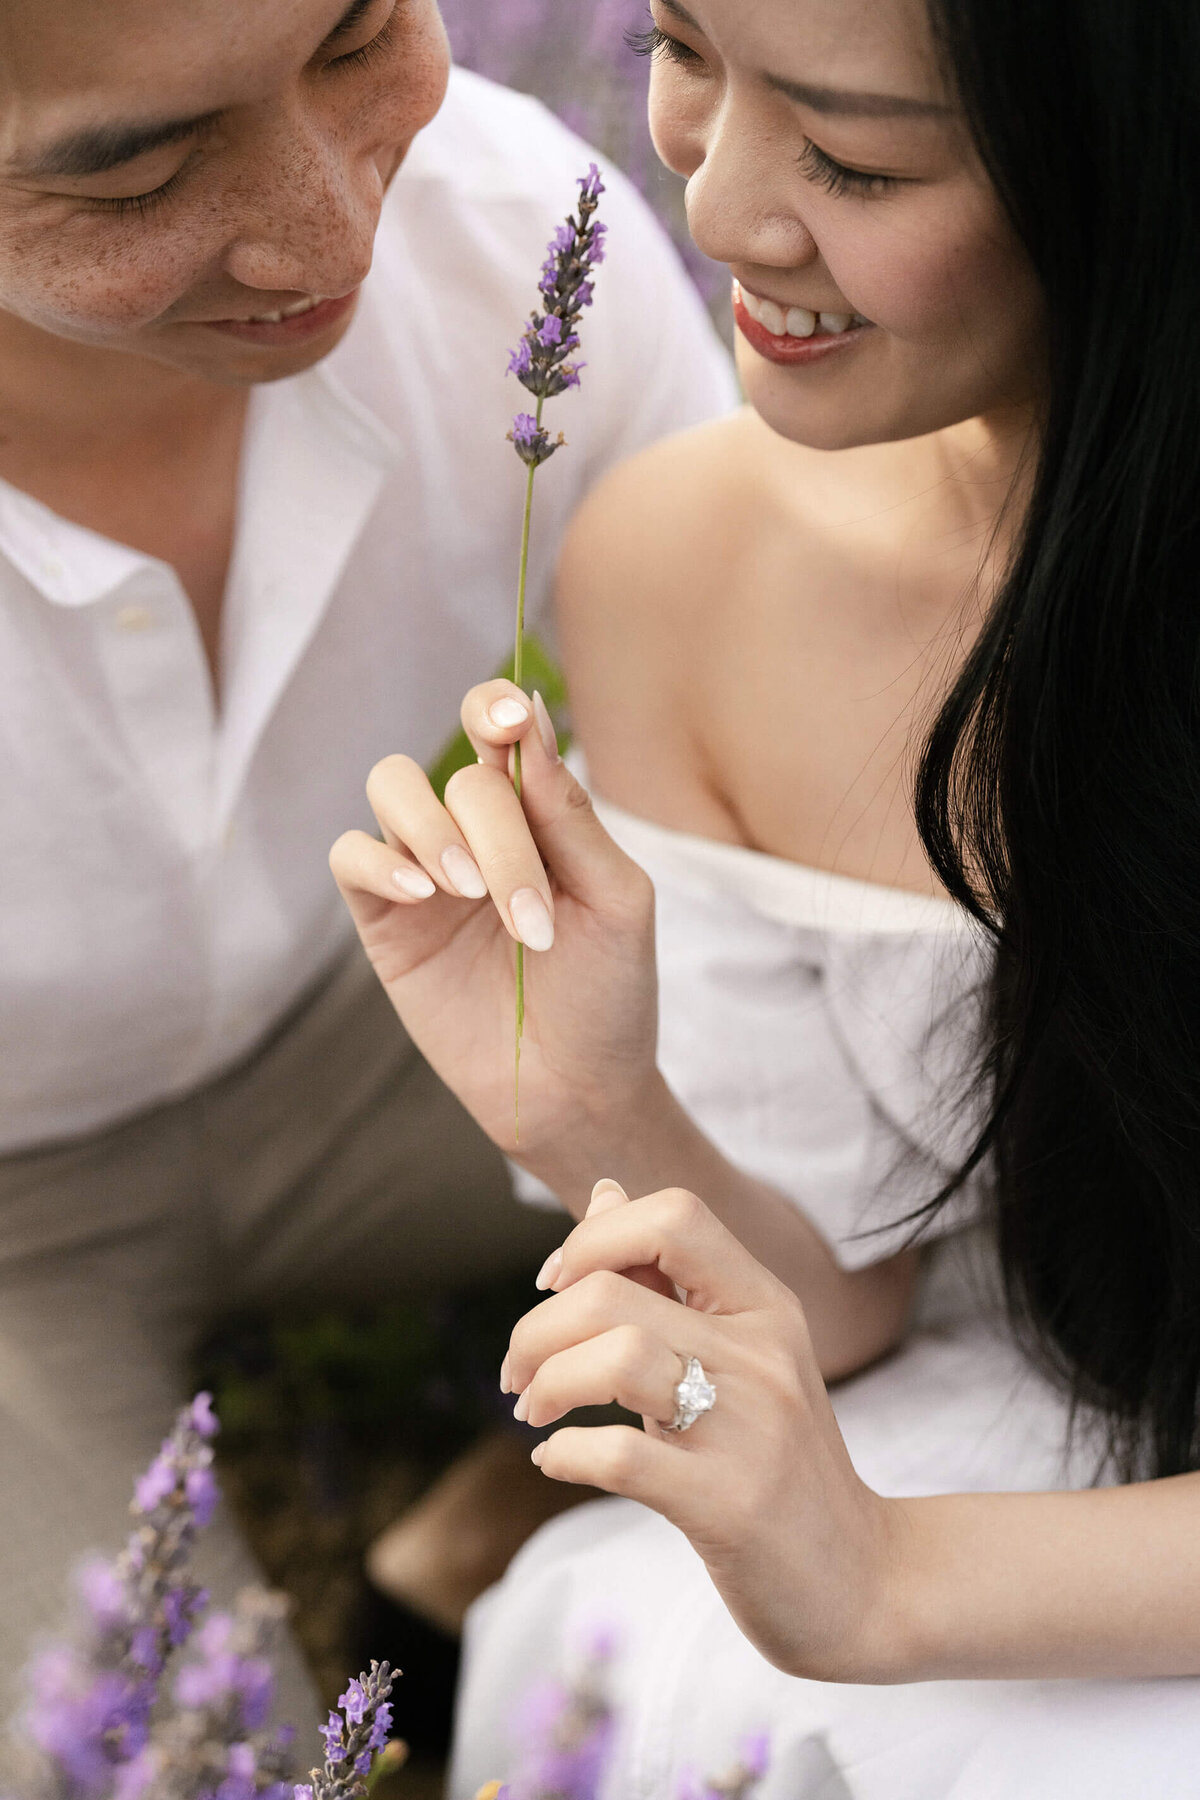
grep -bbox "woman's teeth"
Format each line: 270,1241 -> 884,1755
247,294 -> 326,324
736,283 -> 868,338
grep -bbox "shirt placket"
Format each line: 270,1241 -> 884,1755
93,565 -> 217,857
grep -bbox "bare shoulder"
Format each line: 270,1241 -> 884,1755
556,408 -> 816,829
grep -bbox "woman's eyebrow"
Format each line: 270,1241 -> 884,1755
17,113 -> 220,180
657,0 -> 951,119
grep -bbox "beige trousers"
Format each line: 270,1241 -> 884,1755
0,947 -> 562,1736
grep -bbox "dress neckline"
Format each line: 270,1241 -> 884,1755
594,794 -> 974,937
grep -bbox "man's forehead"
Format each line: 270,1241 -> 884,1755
0,0 -> 328,162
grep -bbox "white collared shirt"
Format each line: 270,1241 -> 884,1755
0,69 -> 737,1152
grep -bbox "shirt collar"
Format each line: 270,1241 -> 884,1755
0,350 -> 402,612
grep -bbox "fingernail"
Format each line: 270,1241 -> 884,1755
490,697 -> 530,729
531,1442 -> 546,1467
535,1247 -> 563,1291
532,690 -> 560,762
510,888 -> 555,952
513,1392 -> 530,1424
587,1178 -> 629,1216
499,1354 -> 512,1395
391,865 -> 436,899
441,844 -> 488,899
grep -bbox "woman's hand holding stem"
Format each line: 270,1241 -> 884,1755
330,680 -> 916,1382
331,681 -> 1200,1687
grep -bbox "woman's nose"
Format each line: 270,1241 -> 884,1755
683,105 -> 819,274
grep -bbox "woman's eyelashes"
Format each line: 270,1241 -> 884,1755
627,22 -> 701,67
629,25 -> 903,199
797,140 -> 900,198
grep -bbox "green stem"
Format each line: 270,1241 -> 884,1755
512,397 -> 544,1143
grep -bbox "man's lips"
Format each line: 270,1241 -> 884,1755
195,290 -> 359,346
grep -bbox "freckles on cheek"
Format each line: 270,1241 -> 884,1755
21,230 -> 203,337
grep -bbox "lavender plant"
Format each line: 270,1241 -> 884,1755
498,1629 -> 617,1800
4,1398 -> 400,1800
12,1395 -> 220,1796
676,1734 -> 771,1800
505,165 -> 607,1133
293,1665 -> 396,1800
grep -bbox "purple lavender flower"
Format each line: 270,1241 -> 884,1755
505,165 -> 607,466
503,1631 -> 618,1800
12,1395 -> 225,1795
294,1661 -> 396,1800
676,1732 -> 772,1800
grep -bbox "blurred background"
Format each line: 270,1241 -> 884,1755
440,0 -> 728,320
201,5 -> 726,1796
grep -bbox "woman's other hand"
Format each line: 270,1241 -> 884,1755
329,683 -> 660,1170
502,1179 -> 905,1684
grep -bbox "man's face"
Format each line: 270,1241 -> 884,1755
0,0 -> 450,384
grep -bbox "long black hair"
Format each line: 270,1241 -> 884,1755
916,0 -> 1200,1478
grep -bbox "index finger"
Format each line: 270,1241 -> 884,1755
461,680 -> 547,772
539,1188 -> 781,1318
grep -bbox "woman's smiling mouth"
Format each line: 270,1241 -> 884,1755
733,279 -> 873,364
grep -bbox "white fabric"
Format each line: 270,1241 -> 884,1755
596,799 -> 991,1268
452,810 -> 1200,1798
0,70 -> 737,1153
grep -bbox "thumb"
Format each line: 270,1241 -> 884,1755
518,707 -> 651,917
585,1179 -> 675,1298
585,1177 -> 631,1218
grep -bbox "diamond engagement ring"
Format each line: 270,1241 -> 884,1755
663,1355 -> 717,1434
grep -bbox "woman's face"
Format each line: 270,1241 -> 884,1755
0,0 -> 450,385
646,0 -> 1044,449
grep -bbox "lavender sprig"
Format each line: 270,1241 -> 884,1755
14,1395 -> 221,1797
505,164 -> 607,1137
502,1629 -> 617,1800
292,1663 -> 396,1800
114,1591 -> 295,1800
676,1733 -> 771,1800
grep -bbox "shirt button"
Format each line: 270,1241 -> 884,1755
115,603 -> 156,633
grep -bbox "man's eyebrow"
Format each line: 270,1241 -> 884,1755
15,0 -> 377,181
18,112 -> 220,180
657,0 -> 951,120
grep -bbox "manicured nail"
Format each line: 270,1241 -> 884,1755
391,864 -> 436,899
587,1178 -> 629,1216
490,697 -> 529,729
499,1354 -> 512,1395
513,1391 -> 530,1424
510,888 -> 554,952
531,1442 -> 546,1467
532,690 -> 560,762
535,1248 -> 563,1291
441,844 -> 488,899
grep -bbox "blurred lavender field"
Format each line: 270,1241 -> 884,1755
438,0 -> 729,318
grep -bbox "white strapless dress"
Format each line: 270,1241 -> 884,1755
450,804 -> 1200,1799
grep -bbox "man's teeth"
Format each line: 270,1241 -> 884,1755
247,295 -> 326,324
736,284 -> 868,338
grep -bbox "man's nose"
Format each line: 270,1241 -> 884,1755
220,124 -> 383,299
